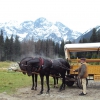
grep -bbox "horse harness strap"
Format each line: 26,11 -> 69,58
62,64 -> 71,70
38,57 -> 44,71
39,57 -> 44,66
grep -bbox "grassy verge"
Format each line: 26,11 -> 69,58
0,71 -> 61,94
0,71 -> 32,94
0,61 -> 61,94
0,61 -> 14,68
0,61 -> 32,94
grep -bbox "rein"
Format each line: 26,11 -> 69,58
60,64 -> 71,70
14,69 -> 61,78
14,69 -> 39,74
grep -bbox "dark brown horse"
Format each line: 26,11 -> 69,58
18,57 -> 52,95
18,57 -> 38,90
51,58 -> 70,91
18,57 -> 70,93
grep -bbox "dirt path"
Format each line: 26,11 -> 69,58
0,80 -> 100,100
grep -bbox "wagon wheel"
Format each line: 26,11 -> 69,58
77,78 -> 88,89
65,75 -> 75,87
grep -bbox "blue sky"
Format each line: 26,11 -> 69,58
0,0 -> 100,33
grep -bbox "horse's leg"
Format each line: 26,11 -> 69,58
54,76 -> 58,88
38,75 -> 44,95
53,76 -> 56,88
35,74 -> 38,90
59,74 -> 65,91
59,79 -> 63,91
60,73 -> 66,90
31,74 -> 34,90
67,70 -> 70,75
55,73 -> 59,88
62,74 -> 66,90
46,75 -> 50,94
56,77 -> 59,88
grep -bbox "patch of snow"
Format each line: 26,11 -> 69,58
17,32 -> 28,38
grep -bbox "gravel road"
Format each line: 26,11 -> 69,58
0,80 -> 100,100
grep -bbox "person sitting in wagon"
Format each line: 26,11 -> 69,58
73,58 -> 88,96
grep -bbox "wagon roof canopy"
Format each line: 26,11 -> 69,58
64,42 -> 100,52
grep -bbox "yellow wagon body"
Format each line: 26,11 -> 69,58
64,43 -> 100,81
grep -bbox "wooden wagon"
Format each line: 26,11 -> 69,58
64,42 -> 100,88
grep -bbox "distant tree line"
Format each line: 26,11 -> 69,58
0,30 -> 20,61
0,29 -> 70,61
1,27 -> 100,61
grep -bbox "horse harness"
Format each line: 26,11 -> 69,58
37,57 -> 44,71
19,57 -> 71,78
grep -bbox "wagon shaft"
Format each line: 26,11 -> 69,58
65,76 -> 76,81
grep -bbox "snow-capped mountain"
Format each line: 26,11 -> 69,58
75,26 -> 100,42
0,17 -> 82,42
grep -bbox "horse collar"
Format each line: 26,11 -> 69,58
39,57 -> 44,66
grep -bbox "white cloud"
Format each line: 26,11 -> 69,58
0,0 -> 100,33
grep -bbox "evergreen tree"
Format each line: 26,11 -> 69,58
4,36 -> 10,60
9,35 -> 14,60
14,35 -> 20,61
91,52 -> 97,58
48,39 -> 55,58
55,42 -> 60,56
97,33 -> 100,42
41,40 -> 46,56
59,40 -> 65,57
0,30 -> 4,61
82,38 -> 87,43
79,39 -> 82,43
20,39 -> 27,57
90,28 -> 97,42
39,40 -> 44,56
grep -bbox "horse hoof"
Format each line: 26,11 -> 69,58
37,91 -> 43,95
37,93 -> 42,95
58,88 -> 65,92
58,90 -> 61,92
55,86 -> 58,88
35,88 -> 37,90
46,91 -> 50,94
62,88 -> 65,90
54,86 -> 58,88
31,88 -> 34,90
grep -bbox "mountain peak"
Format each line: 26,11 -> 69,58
0,17 -> 82,42
36,17 -> 47,21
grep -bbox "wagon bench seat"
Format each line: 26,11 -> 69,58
69,59 -> 100,63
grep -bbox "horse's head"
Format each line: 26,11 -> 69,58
18,57 -> 34,75
18,61 -> 27,75
57,58 -> 71,74
20,57 -> 40,76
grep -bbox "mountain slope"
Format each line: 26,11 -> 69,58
75,26 -> 100,42
0,17 -> 82,42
